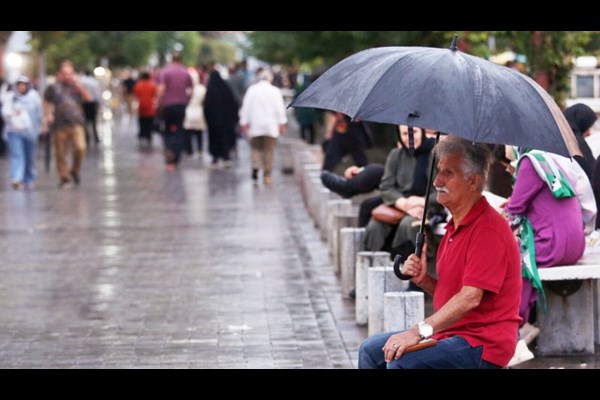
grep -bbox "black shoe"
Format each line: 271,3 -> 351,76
320,170 -> 353,198
349,288 -> 356,299
70,171 -> 80,185
252,169 -> 258,181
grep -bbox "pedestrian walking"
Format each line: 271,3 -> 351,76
204,70 -> 239,168
133,71 -> 157,147
183,67 -> 206,158
1,75 -> 43,189
44,60 -> 92,189
80,69 -> 102,145
156,51 -> 193,170
239,69 -> 287,184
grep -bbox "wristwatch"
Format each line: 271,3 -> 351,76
417,321 -> 434,340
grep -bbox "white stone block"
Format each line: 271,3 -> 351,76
355,252 -> 390,325
367,266 -> 409,336
383,291 -> 425,332
340,228 -> 366,298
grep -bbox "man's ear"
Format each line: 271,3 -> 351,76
470,173 -> 482,191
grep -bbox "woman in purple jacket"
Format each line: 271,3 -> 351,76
503,148 -> 585,325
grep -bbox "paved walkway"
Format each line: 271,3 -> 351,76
2,111 -> 600,369
0,113 -> 365,368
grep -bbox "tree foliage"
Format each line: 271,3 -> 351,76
27,31 -> 235,73
497,31 -> 593,107
248,31 -> 600,105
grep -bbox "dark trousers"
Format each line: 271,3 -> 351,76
185,129 -> 203,155
207,124 -> 231,163
348,164 -> 384,194
162,105 -> 187,165
83,101 -> 99,144
300,124 -> 315,144
359,195 -> 384,227
138,116 -> 154,143
323,132 -> 368,171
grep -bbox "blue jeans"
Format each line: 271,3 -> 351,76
358,332 -> 500,369
8,133 -> 37,185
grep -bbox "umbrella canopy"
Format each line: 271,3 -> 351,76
291,39 -> 580,158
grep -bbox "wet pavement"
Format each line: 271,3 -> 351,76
0,113 -> 366,368
0,112 -> 599,368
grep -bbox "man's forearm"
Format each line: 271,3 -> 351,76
425,286 -> 483,334
414,274 -> 436,296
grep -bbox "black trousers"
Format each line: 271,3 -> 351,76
162,105 -> 187,165
185,129 -> 203,155
138,116 -> 154,143
83,101 -> 99,143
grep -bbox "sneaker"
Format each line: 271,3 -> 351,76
58,179 -> 72,189
11,181 -> 23,190
507,339 -> 535,367
252,169 -> 258,181
70,171 -> 80,185
223,160 -> 233,169
519,323 -> 541,345
167,163 -> 177,172
264,176 -> 273,185
320,170 -> 353,198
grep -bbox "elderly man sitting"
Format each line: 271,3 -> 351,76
358,136 -> 522,369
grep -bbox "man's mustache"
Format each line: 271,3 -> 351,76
435,186 -> 449,194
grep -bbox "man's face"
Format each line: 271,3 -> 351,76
59,65 -> 75,84
433,153 -> 472,210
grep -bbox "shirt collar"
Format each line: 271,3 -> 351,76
445,195 -> 488,234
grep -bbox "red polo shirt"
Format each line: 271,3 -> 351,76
433,196 -> 522,367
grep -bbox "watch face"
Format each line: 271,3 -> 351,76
419,322 -> 433,338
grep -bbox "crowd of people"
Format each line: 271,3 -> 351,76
2,48 -> 600,369
317,104 -> 600,368
0,52 -> 293,188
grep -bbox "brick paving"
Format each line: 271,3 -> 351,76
1,112 -> 599,369
0,114 -> 365,368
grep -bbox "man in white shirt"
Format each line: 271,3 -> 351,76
239,69 -> 287,184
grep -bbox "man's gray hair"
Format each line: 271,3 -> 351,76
258,69 -> 273,82
433,135 -> 492,191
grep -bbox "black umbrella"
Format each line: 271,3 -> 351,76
291,35 -> 581,279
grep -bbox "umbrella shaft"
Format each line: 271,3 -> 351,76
415,131 -> 441,257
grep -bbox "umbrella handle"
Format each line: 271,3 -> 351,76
393,254 -> 412,280
393,232 -> 425,281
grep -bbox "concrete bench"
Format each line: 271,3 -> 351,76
536,257 -> 600,356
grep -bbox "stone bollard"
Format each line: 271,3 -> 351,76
301,164 -> 321,205
383,292 -> 425,333
318,188 -> 334,240
326,200 -> 352,253
308,177 -> 323,225
368,267 -> 410,336
332,213 -> 359,274
293,151 -> 313,186
278,138 -> 295,174
355,251 -> 391,325
340,228 -> 366,298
